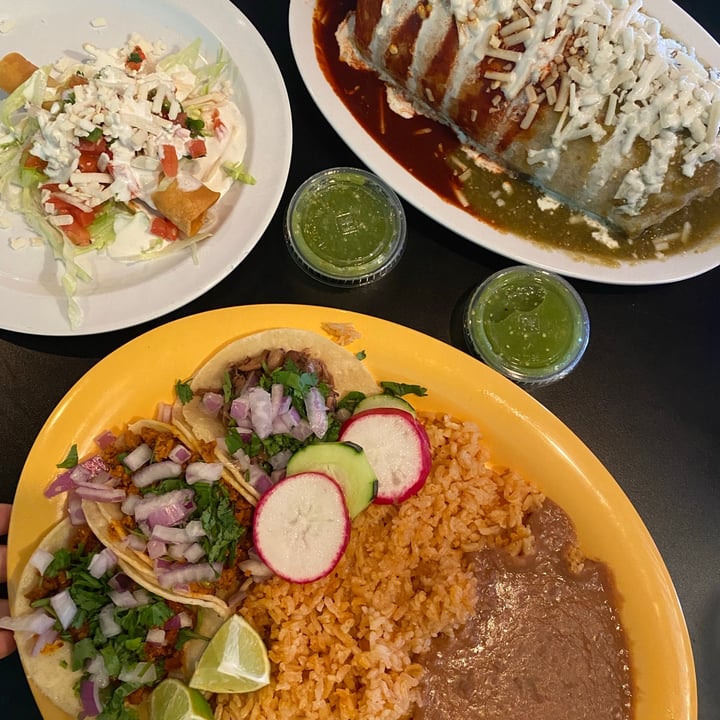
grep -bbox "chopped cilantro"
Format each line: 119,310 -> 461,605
174,378 -> 194,404
193,482 -> 245,565
222,371 -> 233,403
185,116 -> 205,137
85,127 -> 102,142
337,391 -> 366,414
380,381 -> 428,398
57,444 -> 79,468
355,350 -> 367,360
127,50 -> 144,64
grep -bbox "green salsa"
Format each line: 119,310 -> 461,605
465,267 -> 589,383
286,168 -> 406,285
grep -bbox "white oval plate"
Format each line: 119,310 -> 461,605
289,0 -> 720,285
0,0 -> 292,335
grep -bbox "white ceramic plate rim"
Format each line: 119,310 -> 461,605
0,0 -> 292,335
288,0 -> 720,285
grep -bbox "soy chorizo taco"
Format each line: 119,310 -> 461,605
70,419 -> 258,616
1,518 -> 217,720
173,328 -> 380,499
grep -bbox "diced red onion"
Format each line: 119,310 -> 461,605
168,444 -> 192,464
44,470 -> 75,498
231,446 -> 251,470
70,465 -> 92,484
108,573 -> 133,592
151,521 -> 205,544
87,548 -> 118,578
50,589 -> 77,630
305,386 -> 328,438
247,387 -> 273,438
146,539 -> 167,560
269,449 -> 293,471
183,543 -> 205,563
67,490 -> 86,525
109,589 -> 140,608
156,561 -> 222,589
238,557 -> 274,580
133,588 -> 151,606
0,609 -> 55,634
122,533 -> 147,552
146,500 -> 196,530
80,455 -> 108,477
86,654 -> 110,688
146,628 -> 166,645
94,430 -> 117,450
247,465 -> 272,494
230,397 -> 249,424
31,627 -> 58,656
289,418 -> 314,442
118,661 -> 157,685
132,460 -> 182,488
185,462 -> 222,485
74,483 -> 126,503
98,605 -> 121,638
121,493 -> 141,516
29,548 -> 55,576
133,489 -> 194,525
124,443 -> 153,471
202,392 -> 224,416
164,611 -> 193,631
156,402 -> 173,424
270,383 -> 286,415
80,679 -> 103,717
168,542 -> 190,560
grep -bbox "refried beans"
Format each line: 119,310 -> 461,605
414,500 -> 633,720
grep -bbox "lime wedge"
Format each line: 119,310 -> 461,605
189,614 -> 270,694
149,678 -> 214,720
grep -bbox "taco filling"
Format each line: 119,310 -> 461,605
175,328 -> 380,498
1,520 -> 207,720
51,420 -> 256,613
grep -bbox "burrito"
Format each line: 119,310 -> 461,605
340,0 -> 720,237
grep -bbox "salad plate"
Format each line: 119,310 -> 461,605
0,0 -> 292,335
9,304 -> 695,720
289,0 -> 720,285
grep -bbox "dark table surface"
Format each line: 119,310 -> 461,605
1,1 -> 718,718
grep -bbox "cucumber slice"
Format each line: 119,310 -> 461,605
285,441 -> 378,518
353,394 -> 416,417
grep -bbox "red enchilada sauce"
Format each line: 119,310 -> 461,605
313,0 -> 720,263
415,500 -> 633,720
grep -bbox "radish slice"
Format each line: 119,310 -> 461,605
253,471 -> 350,584
339,408 -> 432,504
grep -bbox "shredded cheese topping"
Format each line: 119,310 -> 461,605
365,0 -> 720,216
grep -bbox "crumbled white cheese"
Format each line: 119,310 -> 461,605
90,17 -> 108,29
0,18 -> 15,34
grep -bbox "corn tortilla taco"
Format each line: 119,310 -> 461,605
73,419 -> 256,617
3,518 -> 214,719
174,328 -> 380,498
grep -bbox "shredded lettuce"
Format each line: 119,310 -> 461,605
223,161 -> 256,185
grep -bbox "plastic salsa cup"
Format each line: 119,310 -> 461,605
464,265 -> 590,385
284,167 -> 406,286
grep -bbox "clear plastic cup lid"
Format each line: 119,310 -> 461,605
284,167 -> 407,286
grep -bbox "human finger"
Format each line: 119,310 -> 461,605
0,599 -> 17,659
0,504 -> 11,536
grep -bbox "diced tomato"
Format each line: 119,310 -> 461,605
78,153 -> 100,173
63,222 -> 92,246
150,216 -> 180,241
212,108 -> 226,135
126,45 -> 146,72
186,138 -> 207,159
65,74 -> 88,89
160,144 -> 178,178
77,137 -> 109,155
24,154 -> 47,171
46,194 -> 99,246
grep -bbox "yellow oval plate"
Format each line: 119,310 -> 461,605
8,304 -> 695,720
